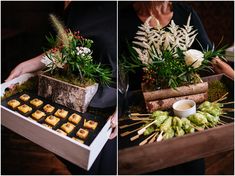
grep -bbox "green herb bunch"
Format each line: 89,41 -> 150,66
41,14 -> 112,86
121,15 -> 227,89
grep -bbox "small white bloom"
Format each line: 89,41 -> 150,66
133,15 -> 198,60
184,49 -> 204,68
163,32 -> 173,50
76,46 -> 91,56
41,55 -> 52,66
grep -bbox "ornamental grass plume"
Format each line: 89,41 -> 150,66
49,14 -> 70,48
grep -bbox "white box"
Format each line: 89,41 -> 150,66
1,73 -> 112,170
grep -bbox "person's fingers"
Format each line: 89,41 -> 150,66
108,110 -> 117,139
211,57 -> 234,79
211,57 -> 217,65
5,68 -> 22,82
211,57 -> 225,73
5,71 -> 19,82
111,115 -> 117,129
5,64 -> 23,82
109,126 -> 117,140
212,57 -> 222,65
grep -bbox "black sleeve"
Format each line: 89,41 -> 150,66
190,9 -> 212,50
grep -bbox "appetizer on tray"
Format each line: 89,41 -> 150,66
68,113 -> 82,124
84,119 -> 98,130
19,94 -> 30,101
30,98 -> 43,107
54,109 -> 68,119
45,115 -> 60,126
31,110 -> 46,120
7,99 -> 20,109
43,104 -> 55,113
76,128 -> 89,139
17,104 -> 32,114
61,122 -> 76,133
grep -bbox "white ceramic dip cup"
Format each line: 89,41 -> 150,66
173,99 -> 196,118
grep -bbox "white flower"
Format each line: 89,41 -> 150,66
163,32 -> 173,50
76,47 -> 91,56
184,49 -> 204,68
133,47 -> 151,64
133,15 -> 198,60
41,55 -> 52,66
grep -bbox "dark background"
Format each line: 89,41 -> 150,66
186,1 -> 234,46
1,1 -> 64,81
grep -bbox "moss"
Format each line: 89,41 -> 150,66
208,80 -> 228,102
46,72 -> 96,87
1,77 -> 38,100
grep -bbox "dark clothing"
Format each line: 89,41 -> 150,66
59,138 -> 117,175
65,1 -> 117,108
119,2 -> 212,91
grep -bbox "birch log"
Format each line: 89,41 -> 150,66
146,92 -> 208,112
38,74 -> 98,113
143,82 -> 208,101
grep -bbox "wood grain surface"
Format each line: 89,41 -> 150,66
118,123 -> 234,175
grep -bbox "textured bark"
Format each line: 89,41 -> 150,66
142,82 -> 208,101
146,92 -> 208,112
38,74 -> 98,113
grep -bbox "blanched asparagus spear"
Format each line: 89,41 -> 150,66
187,112 -> 208,126
144,126 -> 155,136
151,111 -> 169,127
197,111 -> 220,127
172,116 -> 185,136
163,127 -> 174,140
172,116 -> 182,128
160,116 -> 172,132
181,118 -> 195,133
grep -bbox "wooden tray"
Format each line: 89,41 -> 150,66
1,73 -> 112,170
118,123 -> 233,174
118,74 -> 234,174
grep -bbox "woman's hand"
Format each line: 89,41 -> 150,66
5,54 -> 45,82
5,62 -> 25,82
109,108 -> 118,140
212,57 -> 234,80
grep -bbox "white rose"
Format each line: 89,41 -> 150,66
184,49 -> 204,68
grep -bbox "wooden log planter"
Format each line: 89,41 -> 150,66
38,73 -> 98,113
142,82 -> 208,112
